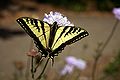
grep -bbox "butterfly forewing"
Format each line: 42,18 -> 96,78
51,26 -> 88,51
17,17 -> 50,49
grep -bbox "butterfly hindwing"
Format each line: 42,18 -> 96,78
16,17 -> 51,57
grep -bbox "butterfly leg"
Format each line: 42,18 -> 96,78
50,56 -> 54,66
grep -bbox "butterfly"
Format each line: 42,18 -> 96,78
16,17 -> 89,60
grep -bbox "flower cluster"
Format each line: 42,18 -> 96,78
113,8 -> 120,20
43,11 -> 74,26
61,56 -> 87,75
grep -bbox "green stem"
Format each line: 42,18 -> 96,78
25,57 -> 30,80
91,56 -> 98,80
34,56 -> 43,73
36,58 -> 50,80
99,19 -> 119,54
31,56 -> 34,79
25,39 -> 33,80
91,19 -> 119,80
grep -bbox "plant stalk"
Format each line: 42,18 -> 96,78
91,19 -> 119,80
36,58 -> 50,80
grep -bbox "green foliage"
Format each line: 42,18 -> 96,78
103,50 -> 120,78
36,0 -> 86,11
36,0 -> 120,11
55,0 -> 86,11
96,0 -> 114,11
111,0 -> 120,7
67,3 -> 86,11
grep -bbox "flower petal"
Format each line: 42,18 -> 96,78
74,59 -> 87,70
65,56 -> 78,66
113,8 -> 120,20
60,64 -> 74,75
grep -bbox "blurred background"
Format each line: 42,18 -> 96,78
0,0 -> 120,80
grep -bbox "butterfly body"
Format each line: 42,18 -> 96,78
16,17 -> 89,59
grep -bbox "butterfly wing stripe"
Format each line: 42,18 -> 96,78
64,27 -> 74,36
72,28 -> 78,33
37,21 -> 50,48
30,19 -> 34,25
33,19 -> 47,44
33,19 -> 40,32
30,18 -> 48,48
16,18 -> 48,57
39,21 -> 48,48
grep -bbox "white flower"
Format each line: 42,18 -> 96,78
74,59 -> 87,70
43,11 -> 74,26
113,8 -> 120,20
65,56 -> 86,70
65,56 -> 78,66
60,56 -> 87,75
60,64 -> 74,75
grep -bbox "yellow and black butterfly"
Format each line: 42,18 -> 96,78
16,17 -> 89,59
